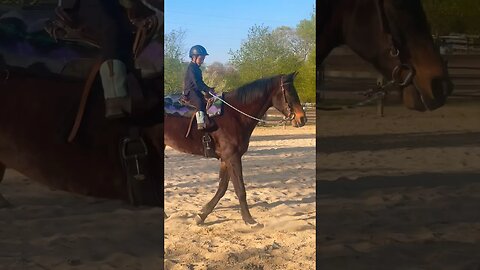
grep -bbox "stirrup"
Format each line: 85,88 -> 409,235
202,134 -> 216,158
120,136 -> 148,181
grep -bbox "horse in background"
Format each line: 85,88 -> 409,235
317,0 -> 453,111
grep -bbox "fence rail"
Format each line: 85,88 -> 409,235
434,34 -> 480,54
319,46 -> 480,102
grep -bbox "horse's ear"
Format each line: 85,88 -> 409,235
289,71 -> 299,80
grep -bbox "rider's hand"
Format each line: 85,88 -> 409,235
204,87 -> 216,98
209,87 -> 217,96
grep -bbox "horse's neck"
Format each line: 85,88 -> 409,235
338,0 -> 396,78
318,1 -> 350,63
224,81 -> 275,128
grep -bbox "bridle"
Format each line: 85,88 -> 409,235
375,0 -> 414,88
279,77 -> 296,123
317,0 -> 418,111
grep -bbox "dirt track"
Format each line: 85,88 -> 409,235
164,125 -> 316,270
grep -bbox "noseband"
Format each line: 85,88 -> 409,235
375,0 -> 414,88
280,78 -> 296,122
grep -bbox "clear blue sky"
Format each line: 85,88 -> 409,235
165,0 -> 315,65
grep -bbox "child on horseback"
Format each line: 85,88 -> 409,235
183,45 -> 217,130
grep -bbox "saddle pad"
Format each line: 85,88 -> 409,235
0,10 -> 162,80
164,93 -> 223,118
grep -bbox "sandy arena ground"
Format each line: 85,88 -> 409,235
0,168 -> 164,270
317,99 -> 480,269
0,124 -> 315,270
1,98 -> 478,269
164,125 -> 316,270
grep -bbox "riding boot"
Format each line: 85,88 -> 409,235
100,59 -> 132,119
195,111 -> 207,130
195,111 -> 216,130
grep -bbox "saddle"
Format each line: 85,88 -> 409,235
164,93 -> 223,118
0,8 -> 161,80
0,9 -> 163,207
165,93 -> 220,157
45,6 -> 159,62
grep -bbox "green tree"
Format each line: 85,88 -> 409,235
422,0 -> 480,35
227,10 -> 316,103
294,11 -> 316,103
228,25 -> 303,85
164,29 -> 187,94
204,62 -> 241,92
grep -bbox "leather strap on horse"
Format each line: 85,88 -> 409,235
119,127 -> 163,206
375,0 -> 400,57
67,59 -> 103,143
44,7 -> 100,48
185,114 -> 196,138
131,15 -> 159,59
183,96 -> 215,138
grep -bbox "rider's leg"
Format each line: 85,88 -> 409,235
77,0 -> 135,119
99,59 -> 132,118
186,90 -> 209,130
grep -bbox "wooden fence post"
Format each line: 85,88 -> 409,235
376,76 -> 385,117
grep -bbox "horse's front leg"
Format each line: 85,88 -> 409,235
195,160 -> 229,225
0,162 -> 11,208
226,154 -> 263,228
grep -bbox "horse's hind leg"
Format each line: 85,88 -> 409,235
227,154 -> 262,227
0,162 -> 11,208
195,160 -> 229,225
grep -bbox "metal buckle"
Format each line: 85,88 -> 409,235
202,134 -> 214,157
392,64 -> 414,87
121,137 -> 148,181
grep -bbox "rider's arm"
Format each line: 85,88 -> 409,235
192,66 -> 213,94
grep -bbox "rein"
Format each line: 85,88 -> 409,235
317,65 -> 414,111
208,91 -> 267,123
207,76 -> 295,125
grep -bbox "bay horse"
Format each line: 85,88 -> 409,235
0,6 -> 165,208
318,0 -> 453,111
164,72 -> 307,227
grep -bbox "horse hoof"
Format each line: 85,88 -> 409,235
194,214 -> 204,225
247,222 -> 264,229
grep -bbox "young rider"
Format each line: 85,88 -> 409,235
183,45 -> 216,130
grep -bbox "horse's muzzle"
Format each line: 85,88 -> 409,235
293,115 -> 307,127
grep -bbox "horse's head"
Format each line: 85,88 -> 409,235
344,0 -> 453,111
378,0 -> 454,111
272,72 -> 307,127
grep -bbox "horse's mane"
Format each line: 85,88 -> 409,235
230,75 -> 278,104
